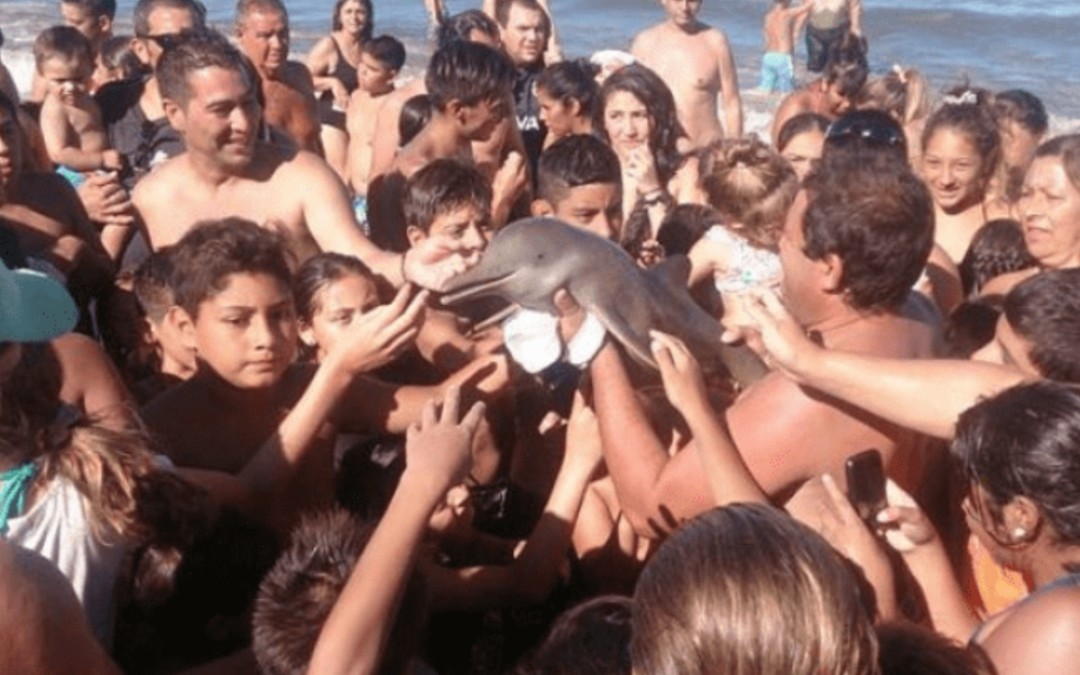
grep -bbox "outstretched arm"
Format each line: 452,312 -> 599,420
651,331 -> 766,506
849,0 -> 864,36
427,389 -> 602,610
738,290 -> 1031,439
307,388 -> 484,675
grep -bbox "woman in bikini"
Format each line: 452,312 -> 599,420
306,0 -> 373,179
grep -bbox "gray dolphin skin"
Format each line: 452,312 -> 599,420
440,217 -> 768,389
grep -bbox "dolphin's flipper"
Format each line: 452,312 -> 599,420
590,282 -> 661,368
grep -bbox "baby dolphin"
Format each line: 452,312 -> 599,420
440,217 -> 767,388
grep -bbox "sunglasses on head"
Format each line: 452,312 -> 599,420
825,114 -> 906,149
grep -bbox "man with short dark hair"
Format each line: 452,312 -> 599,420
234,0 -> 321,152
132,29 -> 409,286
574,152 -> 938,541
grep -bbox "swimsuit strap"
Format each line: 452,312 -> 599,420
0,462 -> 38,536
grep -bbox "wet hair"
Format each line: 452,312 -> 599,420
958,218 -> 1036,296
536,60 -> 599,119
1032,134 -> 1080,193
824,109 -> 909,166
823,32 -> 869,100
801,150 -> 934,310
876,622 -> 995,675
699,136 -> 799,249
293,252 -> 373,324
61,0 -> 118,21
514,596 -> 633,675
398,94 -> 432,146
101,34 -> 143,78
943,297 -> 1002,359
133,0 -> 206,38
403,159 -> 493,234
495,0 -> 551,35
425,40 -> 514,111
33,25 -> 94,73
994,89 -> 1049,138
252,508 -> 427,675
657,204 -> 722,256
157,29 -> 253,108
1004,269 -> 1080,383
777,112 -> 830,152
859,67 -> 930,128
921,85 -> 1001,185
596,63 -> 685,184
168,218 -> 294,319
363,34 -> 405,72
436,9 -> 500,51
632,504 -> 879,675
536,134 -> 622,205
235,0 -> 288,32
133,248 -> 177,324
953,380 -> 1080,546
331,0 -> 373,41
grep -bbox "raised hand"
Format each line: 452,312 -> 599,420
329,284 -> 428,375
404,385 -> 486,496
650,330 -> 708,416
728,288 -> 818,382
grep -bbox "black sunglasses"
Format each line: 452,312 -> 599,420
825,112 -> 906,149
143,32 -> 189,50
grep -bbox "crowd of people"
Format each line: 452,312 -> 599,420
0,0 -> 1078,674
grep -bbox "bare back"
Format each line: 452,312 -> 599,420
632,21 -> 741,148
261,61 -> 322,153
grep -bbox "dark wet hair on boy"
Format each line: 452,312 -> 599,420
167,218 -> 294,319
425,40 -> 514,112
1004,269 -> 1080,383
536,133 -> 621,205
957,218 -> 1036,296
364,34 -> 406,73
403,158 -> 493,235
398,94 -> 432,147
252,508 -> 427,675
133,248 -> 177,323
514,595 -> 633,675
436,9 -> 500,50
33,25 -> 94,73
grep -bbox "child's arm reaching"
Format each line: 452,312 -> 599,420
425,388 -> 603,611
307,387 -> 485,675
235,285 -> 427,510
650,330 -> 767,506
39,97 -> 123,172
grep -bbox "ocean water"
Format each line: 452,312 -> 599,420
4,0 -> 1080,136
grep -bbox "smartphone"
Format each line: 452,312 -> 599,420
845,449 -> 887,524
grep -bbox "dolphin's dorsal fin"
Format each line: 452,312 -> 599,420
645,254 -> 692,290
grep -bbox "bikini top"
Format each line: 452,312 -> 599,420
328,35 -> 359,93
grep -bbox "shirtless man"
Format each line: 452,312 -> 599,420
797,0 -> 862,73
496,0 -> 554,168
235,0 -> 322,153
632,0 -> 742,149
770,31 -> 866,142
571,149 -> 937,542
132,30 -> 407,286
